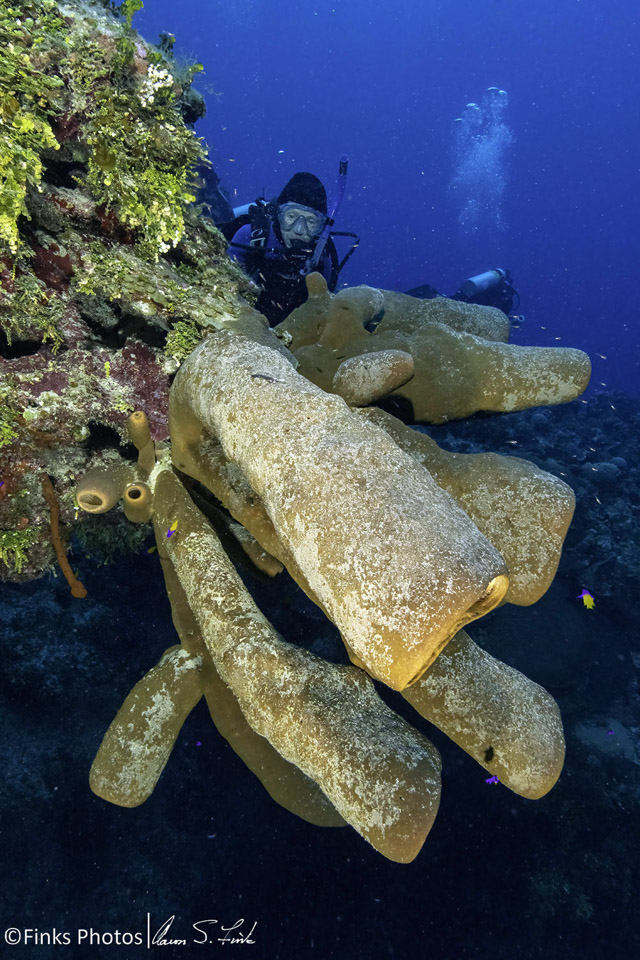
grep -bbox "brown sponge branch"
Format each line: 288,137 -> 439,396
40,473 -> 87,599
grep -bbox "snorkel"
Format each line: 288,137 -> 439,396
307,155 -> 348,272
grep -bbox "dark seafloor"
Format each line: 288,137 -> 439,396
1,388 -> 638,960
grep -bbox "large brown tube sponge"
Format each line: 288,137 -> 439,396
275,275 -> 590,423
90,645 -> 205,807
75,338 -> 574,858
169,331 -> 509,690
154,539 -> 345,828
357,407 -> 575,605
403,630 -> 565,799
393,323 -> 591,423
332,350 -> 415,406
276,276 -> 511,349
199,660 -> 346,828
87,486 -> 346,824
153,467 -> 442,862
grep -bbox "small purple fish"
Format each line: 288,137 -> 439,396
167,519 -> 178,538
485,775 -> 500,785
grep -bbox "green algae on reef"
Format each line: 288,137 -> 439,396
0,0 -> 257,582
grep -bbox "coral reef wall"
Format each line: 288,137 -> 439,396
0,0 -> 262,582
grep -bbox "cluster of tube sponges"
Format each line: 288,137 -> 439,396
76,283 -> 590,862
275,273 -> 591,421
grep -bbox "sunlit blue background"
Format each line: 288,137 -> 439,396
137,0 -> 639,394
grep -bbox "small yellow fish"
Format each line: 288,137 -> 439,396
167,520 -> 179,538
147,546 -> 157,554
577,589 -> 595,610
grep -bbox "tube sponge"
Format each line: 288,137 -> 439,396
154,466 -> 442,862
169,331 -> 510,690
123,481 -> 153,523
357,407 -> 576,605
127,410 -> 155,478
397,322 -> 591,422
200,660 -> 346,828
276,276 -> 511,348
89,645 -> 204,807
332,350 -> 414,406
403,629 -> 565,799
154,532 -> 343,827
76,463 -> 135,514
275,277 -> 590,423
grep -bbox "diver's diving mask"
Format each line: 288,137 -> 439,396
277,202 -> 326,247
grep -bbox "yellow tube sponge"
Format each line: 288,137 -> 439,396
403,629 -> 565,799
170,331 -> 509,690
123,481 -> 153,523
154,467 -> 442,862
76,463 -> 135,513
127,410 -> 155,478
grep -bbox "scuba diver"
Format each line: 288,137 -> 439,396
222,159 -> 359,326
212,155 -> 519,325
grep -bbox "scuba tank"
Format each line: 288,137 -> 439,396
455,267 -> 519,315
458,268 -> 507,299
